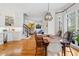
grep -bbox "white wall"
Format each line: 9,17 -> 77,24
0,9 -> 23,27
48,12 -> 55,35
0,5 -> 24,43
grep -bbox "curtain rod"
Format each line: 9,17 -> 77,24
55,3 -> 76,14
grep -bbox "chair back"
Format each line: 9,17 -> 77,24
63,31 -> 73,42
34,33 -> 44,47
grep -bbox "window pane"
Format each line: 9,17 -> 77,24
77,10 -> 79,30
68,12 -> 76,32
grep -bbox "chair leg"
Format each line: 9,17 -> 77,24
69,46 -> 73,56
45,46 -> 47,56
35,47 -> 37,56
62,47 -> 64,56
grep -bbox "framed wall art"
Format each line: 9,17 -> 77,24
5,16 -> 14,26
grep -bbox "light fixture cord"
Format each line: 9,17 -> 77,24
48,3 -> 49,12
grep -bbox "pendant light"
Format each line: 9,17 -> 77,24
44,3 -> 53,21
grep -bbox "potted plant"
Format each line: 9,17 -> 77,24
76,35 -> 79,46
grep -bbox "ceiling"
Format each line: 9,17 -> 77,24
0,3 -> 71,17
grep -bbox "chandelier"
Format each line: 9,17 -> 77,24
44,3 -> 53,21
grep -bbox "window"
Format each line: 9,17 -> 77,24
67,12 -> 76,32
77,10 -> 79,30
58,16 -> 63,31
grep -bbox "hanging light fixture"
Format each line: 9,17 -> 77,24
44,3 -> 53,21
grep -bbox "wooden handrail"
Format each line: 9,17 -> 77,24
23,24 -> 32,37
23,24 -> 31,30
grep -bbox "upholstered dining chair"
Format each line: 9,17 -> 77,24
34,33 -> 46,56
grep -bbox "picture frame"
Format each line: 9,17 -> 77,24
5,16 -> 14,26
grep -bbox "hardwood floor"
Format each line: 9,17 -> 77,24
0,35 -> 79,56
0,35 -> 44,56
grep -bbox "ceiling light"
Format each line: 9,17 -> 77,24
44,3 -> 53,21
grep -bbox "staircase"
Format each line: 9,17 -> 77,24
23,24 -> 32,37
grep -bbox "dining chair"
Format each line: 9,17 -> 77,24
34,33 -> 46,56
62,31 -> 73,56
